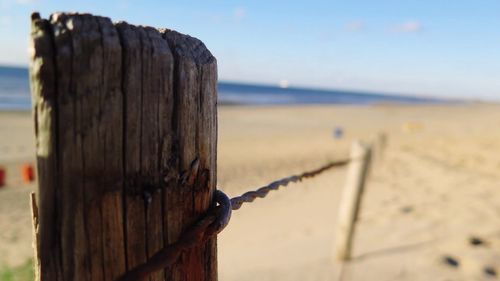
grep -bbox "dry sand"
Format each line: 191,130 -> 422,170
2,104 -> 500,280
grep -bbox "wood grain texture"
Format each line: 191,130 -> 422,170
116,22 -> 148,273
52,12 -> 86,281
29,12 -> 62,281
31,12 -> 217,281
96,16 -> 126,281
30,192 -> 40,281
162,30 -> 218,281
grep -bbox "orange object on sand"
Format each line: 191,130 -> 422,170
21,164 -> 35,183
0,167 -> 5,187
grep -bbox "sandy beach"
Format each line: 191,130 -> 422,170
2,104 -> 500,280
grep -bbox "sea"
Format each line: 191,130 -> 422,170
0,65 -> 439,110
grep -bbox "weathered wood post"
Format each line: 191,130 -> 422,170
29,12 -> 217,281
334,141 -> 372,261
370,132 -> 387,163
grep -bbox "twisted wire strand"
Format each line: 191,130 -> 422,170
230,159 -> 350,210
116,158 -> 350,281
116,190 -> 232,281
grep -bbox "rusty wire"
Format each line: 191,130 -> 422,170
116,190 -> 232,281
115,158 -> 349,281
230,159 -> 350,210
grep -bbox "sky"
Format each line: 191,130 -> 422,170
1,0 -> 499,100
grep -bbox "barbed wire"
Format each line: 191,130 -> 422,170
116,158 -> 350,281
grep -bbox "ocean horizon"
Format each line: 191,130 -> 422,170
0,65 -> 442,110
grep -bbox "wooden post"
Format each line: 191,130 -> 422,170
29,12 -> 218,281
30,192 -> 40,281
370,132 -> 387,163
334,141 -> 372,261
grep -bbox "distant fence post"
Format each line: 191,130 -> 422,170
334,141 -> 372,261
370,132 -> 387,163
30,12 -> 218,281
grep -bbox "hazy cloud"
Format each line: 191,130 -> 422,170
233,7 -> 246,21
345,21 -> 365,32
117,0 -> 130,11
209,14 -> 223,23
0,0 -> 35,8
197,8 -> 245,24
391,21 -> 423,33
15,0 -> 35,4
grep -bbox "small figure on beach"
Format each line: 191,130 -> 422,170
333,126 -> 344,139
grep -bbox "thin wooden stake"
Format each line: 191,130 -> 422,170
30,192 -> 40,281
370,132 -> 387,163
334,141 -> 372,261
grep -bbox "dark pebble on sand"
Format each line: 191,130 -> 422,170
401,206 -> 413,213
484,266 -> 497,277
443,256 -> 459,268
469,236 -> 485,246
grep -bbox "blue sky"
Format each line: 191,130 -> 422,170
1,0 -> 499,99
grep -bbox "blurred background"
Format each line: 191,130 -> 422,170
1,1 -> 500,280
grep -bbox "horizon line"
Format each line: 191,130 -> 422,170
0,64 -> 472,103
